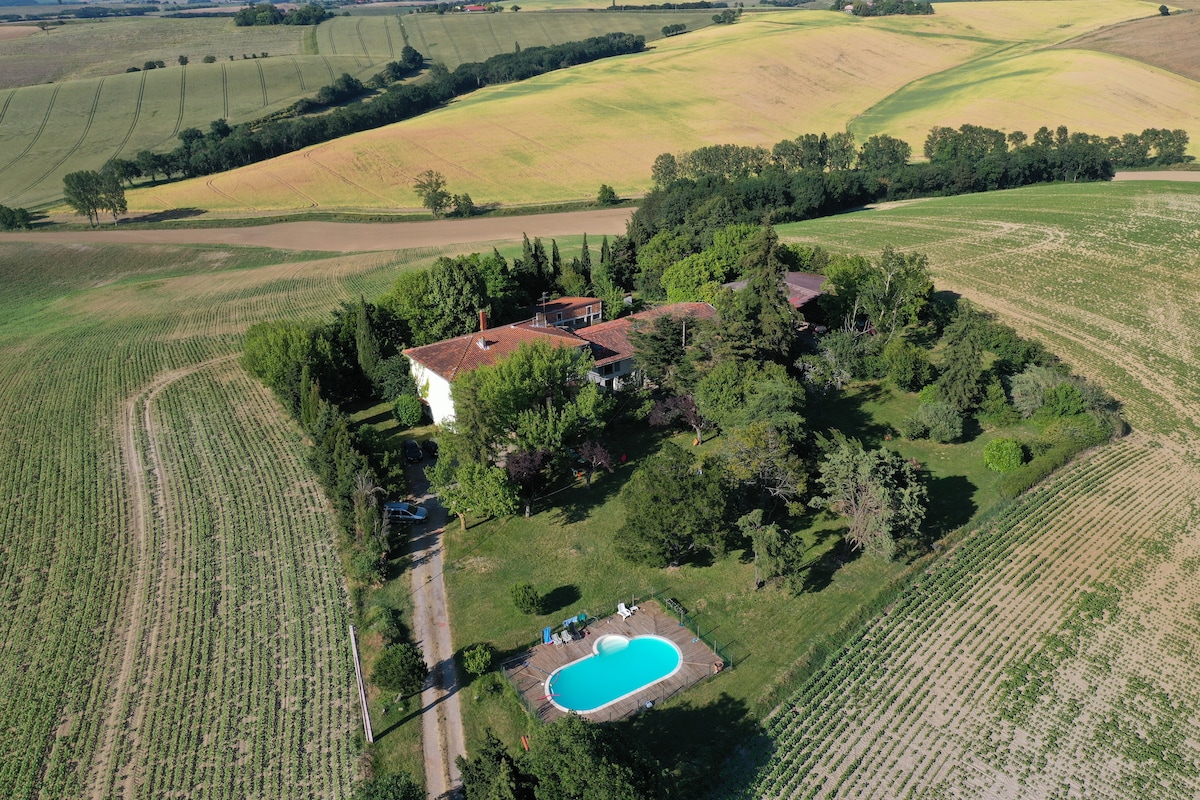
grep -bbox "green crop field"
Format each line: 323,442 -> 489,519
738,180 -> 1200,798
0,240 -> 463,798
133,0 -> 1196,215
0,18 -> 310,87
0,55 -> 377,209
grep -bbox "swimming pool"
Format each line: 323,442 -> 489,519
546,634 -> 682,713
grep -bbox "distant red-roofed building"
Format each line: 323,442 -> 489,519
463,4 -> 488,10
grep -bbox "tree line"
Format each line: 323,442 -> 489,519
104,33 -> 644,188
629,123 -> 1190,270
233,2 -> 330,26
834,0 -> 933,16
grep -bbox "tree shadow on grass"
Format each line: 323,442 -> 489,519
917,473 -> 977,549
540,584 -> 581,615
808,382 -> 894,447
124,207 -> 206,224
796,529 -> 857,594
621,692 -> 771,800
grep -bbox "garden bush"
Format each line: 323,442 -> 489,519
511,583 -> 542,615
983,438 -> 1024,473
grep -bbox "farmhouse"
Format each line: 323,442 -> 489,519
404,301 -> 717,425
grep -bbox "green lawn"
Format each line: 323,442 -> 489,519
430,371 -> 1035,793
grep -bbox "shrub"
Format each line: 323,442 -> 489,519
883,337 -> 933,392
462,643 -> 493,677
203,54 -> 217,63
976,379 -> 1019,428
984,438 -> 1024,473
901,401 -> 963,443
597,184 -> 619,205
511,582 -> 541,615
373,643 -> 429,696
1037,382 -> 1085,419
394,393 -> 424,427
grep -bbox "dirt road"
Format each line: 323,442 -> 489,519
1113,170 -> 1200,182
0,208 -> 634,252
406,460 -> 466,800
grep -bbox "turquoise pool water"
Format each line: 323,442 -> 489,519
546,634 -> 682,713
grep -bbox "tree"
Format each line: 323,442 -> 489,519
934,303 -> 987,411
810,432 -> 928,560
414,169 -> 451,217
458,731 -> 531,800
725,420 -> 807,517
97,169 -> 127,224
353,773 -> 424,800
577,440 -> 613,487
1160,4 -> 1170,14
462,644 -> 493,677
506,448 -> 551,517
984,438 -> 1024,473
526,714 -> 663,800
737,509 -> 802,589
394,393 -> 424,427
615,442 -> 731,566
649,394 -> 712,444
178,55 -> 189,65
427,456 -> 518,530
597,184 -> 619,205
63,170 -> 102,226
510,582 -> 542,614
424,255 -> 488,343
883,337 -> 933,391
373,642 -> 429,696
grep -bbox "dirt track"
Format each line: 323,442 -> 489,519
1113,170 -> 1200,182
0,208 -> 634,252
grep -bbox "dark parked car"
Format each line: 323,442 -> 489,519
422,439 -> 439,459
403,439 -> 423,463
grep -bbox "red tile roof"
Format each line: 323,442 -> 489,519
722,272 -> 826,308
404,322 -> 586,381
530,296 -> 602,321
576,302 -> 718,368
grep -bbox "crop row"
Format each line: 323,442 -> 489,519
0,244 -> 410,797
751,436 -> 1200,799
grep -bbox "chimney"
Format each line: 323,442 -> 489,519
479,309 -> 488,331
476,337 -> 489,350
534,311 -> 546,328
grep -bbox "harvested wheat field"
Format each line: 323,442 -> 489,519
743,181 -> 1200,799
129,0 -> 1159,214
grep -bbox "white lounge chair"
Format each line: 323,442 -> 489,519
551,632 -> 564,647
560,628 -> 573,642
617,603 -> 633,619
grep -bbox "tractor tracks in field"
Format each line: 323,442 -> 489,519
87,354 -> 238,800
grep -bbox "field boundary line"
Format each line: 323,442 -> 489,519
0,83 -> 61,175
87,354 -> 239,800
107,70 -> 146,164
22,78 -> 105,195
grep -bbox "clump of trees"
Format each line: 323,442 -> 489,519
661,23 -> 687,36
457,715 -> 666,800
0,204 -> 33,230
833,0 -> 933,16
234,2 -> 329,26
62,169 -> 126,227
631,123 -> 1190,256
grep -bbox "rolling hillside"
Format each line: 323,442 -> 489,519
126,0 -> 1196,214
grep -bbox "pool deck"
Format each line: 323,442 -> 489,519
502,601 -> 723,723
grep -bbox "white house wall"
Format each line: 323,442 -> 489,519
409,360 -> 456,427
